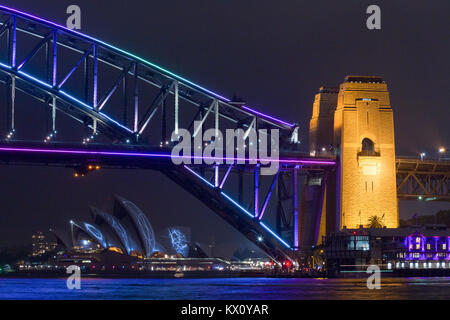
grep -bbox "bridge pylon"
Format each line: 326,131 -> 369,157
306,76 -> 399,248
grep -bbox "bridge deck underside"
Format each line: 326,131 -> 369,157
396,158 -> 450,201
0,142 -> 336,262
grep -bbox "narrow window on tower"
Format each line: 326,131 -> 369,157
365,181 -> 368,192
366,111 -> 369,126
372,181 -> 374,191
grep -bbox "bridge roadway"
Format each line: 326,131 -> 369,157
0,142 -> 446,203
0,141 -> 336,171
0,141 -> 337,263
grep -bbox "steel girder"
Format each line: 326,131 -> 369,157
396,157 -> 450,201
0,6 -> 338,262
0,141 -> 336,262
0,6 -> 299,147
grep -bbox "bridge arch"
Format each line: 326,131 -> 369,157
0,5 -> 335,264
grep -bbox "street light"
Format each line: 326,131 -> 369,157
438,147 -> 447,160
420,152 -> 426,160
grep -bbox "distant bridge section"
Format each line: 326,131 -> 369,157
396,157 -> 450,202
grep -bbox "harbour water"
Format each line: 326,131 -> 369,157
0,277 -> 449,300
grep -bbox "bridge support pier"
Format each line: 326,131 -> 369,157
298,173 -> 328,250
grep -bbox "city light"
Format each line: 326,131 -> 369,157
439,147 -> 446,154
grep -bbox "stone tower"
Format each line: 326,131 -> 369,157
309,86 -> 339,157
308,76 -> 399,239
333,76 -> 398,229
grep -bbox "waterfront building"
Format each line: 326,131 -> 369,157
31,231 -> 57,257
324,225 -> 450,274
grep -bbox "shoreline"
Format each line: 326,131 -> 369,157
2,269 -> 449,279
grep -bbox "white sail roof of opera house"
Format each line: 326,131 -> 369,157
113,195 -> 157,258
60,196 -> 191,258
90,206 -> 143,255
70,220 -> 108,249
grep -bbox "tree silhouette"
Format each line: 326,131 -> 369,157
367,215 -> 385,228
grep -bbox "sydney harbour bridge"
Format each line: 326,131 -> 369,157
0,6 -> 448,264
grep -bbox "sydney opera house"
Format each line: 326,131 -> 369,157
49,195 -> 208,268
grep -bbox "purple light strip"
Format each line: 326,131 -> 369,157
241,106 -> 296,128
0,5 -> 296,129
0,146 -> 336,165
219,165 -> 233,189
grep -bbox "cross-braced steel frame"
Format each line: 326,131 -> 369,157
0,5 -> 337,263
397,157 -> 450,202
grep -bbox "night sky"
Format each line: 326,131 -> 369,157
0,0 -> 448,257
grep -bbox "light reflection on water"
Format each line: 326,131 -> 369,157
0,277 -> 449,300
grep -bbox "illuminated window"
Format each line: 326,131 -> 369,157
427,244 -> 431,250
443,244 -> 447,250
416,244 -> 420,250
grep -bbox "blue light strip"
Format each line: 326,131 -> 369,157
183,165 -> 215,188
17,70 -> 52,89
220,193 -> 254,219
260,222 -> 291,248
59,90 -> 92,110
1,63 -> 134,134
183,165 -> 291,248
0,5 -> 296,129
0,62 -> 11,69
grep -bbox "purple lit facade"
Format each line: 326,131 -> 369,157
325,226 -> 450,272
405,232 -> 450,261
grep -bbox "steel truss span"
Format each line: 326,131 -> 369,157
0,5 -> 337,263
396,157 -> 450,202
